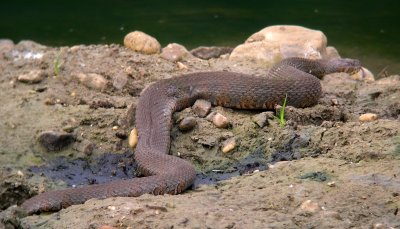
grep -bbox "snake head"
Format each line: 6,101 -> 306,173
327,58 -> 362,75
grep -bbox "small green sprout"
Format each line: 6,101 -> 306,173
279,94 -> 288,127
54,51 -> 62,76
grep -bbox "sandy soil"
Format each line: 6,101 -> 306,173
0,41 -> 399,229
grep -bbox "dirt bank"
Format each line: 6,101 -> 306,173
0,41 -> 399,228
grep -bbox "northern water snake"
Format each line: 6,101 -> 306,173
21,57 -> 361,214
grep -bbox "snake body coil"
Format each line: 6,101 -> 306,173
21,57 -> 361,214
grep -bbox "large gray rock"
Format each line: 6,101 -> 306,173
229,25 -> 329,65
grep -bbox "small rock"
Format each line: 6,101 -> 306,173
99,225 -> 118,229
112,72 -> 128,90
123,31 -> 161,54
178,116 -> 197,131
129,128 -> 138,148
160,43 -> 190,62
17,70 -> 47,84
177,61 -> 188,70
359,113 -> 378,122
190,46 -> 234,60
38,131 -> 74,151
252,111 -> 275,128
75,73 -> 108,91
299,200 -> 320,213
192,99 -> 211,117
221,137 -> 236,153
209,112 -> 230,128
83,142 -> 96,155
327,181 -> 336,187
352,67 -> 375,82
16,170 -> 24,177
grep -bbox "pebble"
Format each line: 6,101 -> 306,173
38,130 -> 74,151
221,137 -> 236,153
208,112 -> 230,128
112,72 -> 128,90
83,142 -> 96,155
99,225 -> 117,229
327,181 -> 336,187
128,128 -> 138,149
123,31 -> 161,54
177,61 -> 188,70
178,116 -> 197,131
192,99 -> 211,117
299,200 -> 320,213
252,111 -> 275,128
160,43 -> 190,62
190,46 -> 234,60
359,113 -> 378,122
75,73 -> 108,91
16,170 -> 24,177
17,70 -> 47,84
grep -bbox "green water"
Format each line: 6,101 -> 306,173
1,0 -> 399,74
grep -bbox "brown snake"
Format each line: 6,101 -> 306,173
21,57 -> 361,214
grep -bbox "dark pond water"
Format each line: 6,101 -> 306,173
1,0 -> 399,74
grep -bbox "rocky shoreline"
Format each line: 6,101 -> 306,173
0,26 -> 399,228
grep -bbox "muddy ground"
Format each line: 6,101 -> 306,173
0,41 -> 399,229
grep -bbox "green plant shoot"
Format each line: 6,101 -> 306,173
279,94 -> 288,127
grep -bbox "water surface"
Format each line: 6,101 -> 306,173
1,0 -> 399,74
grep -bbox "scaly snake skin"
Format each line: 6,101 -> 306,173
21,57 -> 361,214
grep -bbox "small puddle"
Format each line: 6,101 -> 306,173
29,151 -> 137,187
29,144 -> 299,190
